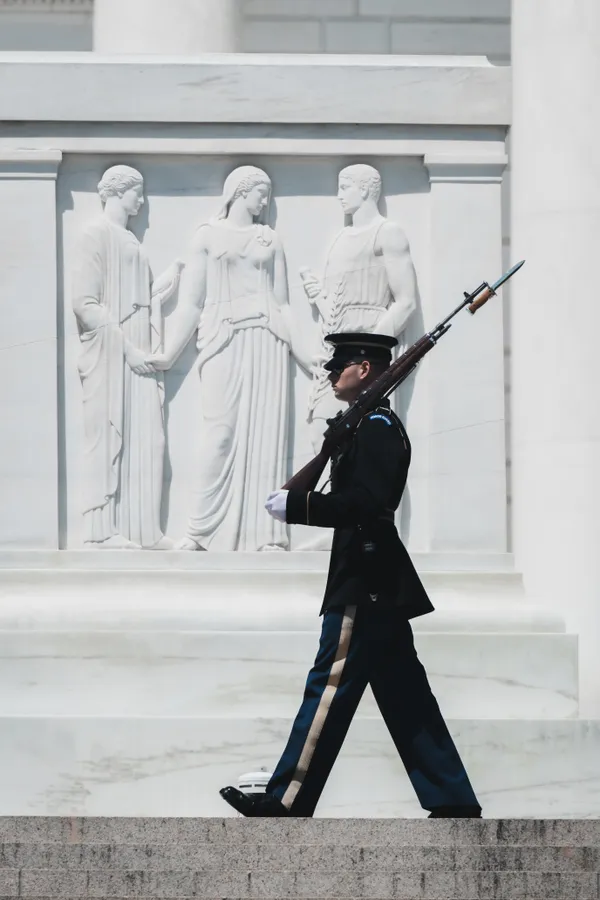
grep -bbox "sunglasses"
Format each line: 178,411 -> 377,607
327,360 -> 362,377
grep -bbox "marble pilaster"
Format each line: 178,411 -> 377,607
0,150 -> 62,548
424,154 -> 508,552
511,0 -> 600,716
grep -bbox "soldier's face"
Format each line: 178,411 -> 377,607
329,361 -> 370,403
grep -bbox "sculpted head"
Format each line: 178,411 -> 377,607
98,165 -> 144,217
337,164 -> 382,215
217,165 -> 271,222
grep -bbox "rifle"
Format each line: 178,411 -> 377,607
283,260 -> 525,492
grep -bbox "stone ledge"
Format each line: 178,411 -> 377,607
0,54 -> 511,125
0,553 -> 566,634
0,549 -> 515,572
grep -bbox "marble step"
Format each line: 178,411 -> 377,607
0,716 -> 598,819
0,629 -> 577,719
0,566 -> 563,633
0,818 -> 599,900
0,550 -> 518,572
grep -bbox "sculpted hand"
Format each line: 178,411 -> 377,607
299,267 -> 322,303
265,490 -> 289,523
146,353 -> 172,372
125,345 -> 155,376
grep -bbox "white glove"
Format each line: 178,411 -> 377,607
265,490 -> 289,523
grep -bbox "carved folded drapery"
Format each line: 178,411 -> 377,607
72,217 -> 166,548
183,222 -> 290,551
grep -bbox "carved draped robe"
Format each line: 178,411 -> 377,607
184,222 -> 290,551
308,218 -> 394,424
72,217 -> 165,547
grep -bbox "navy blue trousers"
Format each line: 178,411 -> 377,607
267,604 -> 480,817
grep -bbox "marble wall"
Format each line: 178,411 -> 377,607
0,0 -> 511,59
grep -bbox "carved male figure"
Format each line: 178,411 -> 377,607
301,164 -> 418,450
72,165 -> 182,549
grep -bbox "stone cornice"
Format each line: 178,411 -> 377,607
425,153 -> 508,183
0,149 -> 63,178
0,56 -> 511,125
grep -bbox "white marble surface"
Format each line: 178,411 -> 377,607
0,151 -> 61,549
0,54 -> 511,125
94,0 -> 237,55
0,630 -> 577,719
0,716 -> 597,818
425,155 -> 507,552
511,0 -> 600,719
0,561 -> 565,633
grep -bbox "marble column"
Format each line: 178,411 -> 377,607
0,151 -> 62,548
511,1 -> 600,715
424,154 -> 508,554
94,0 -> 237,54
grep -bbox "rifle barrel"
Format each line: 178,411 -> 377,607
283,260 -> 525,492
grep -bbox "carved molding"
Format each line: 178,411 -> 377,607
0,149 -> 62,179
424,153 -> 508,183
0,0 -> 92,11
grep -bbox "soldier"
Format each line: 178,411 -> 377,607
220,333 -> 481,819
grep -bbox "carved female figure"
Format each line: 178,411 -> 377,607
150,165 -> 303,551
72,165 -> 181,549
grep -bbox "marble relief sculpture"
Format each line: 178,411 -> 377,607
149,165 -> 308,551
301,164 -> 418,451
72,165 -> 182,549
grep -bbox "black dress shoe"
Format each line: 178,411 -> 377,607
219,786 -> 290,817
428,805 -> 482,818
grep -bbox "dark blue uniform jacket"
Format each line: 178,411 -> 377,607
286,400 -> 435,618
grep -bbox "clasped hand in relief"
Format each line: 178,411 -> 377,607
265,490 -> 289,523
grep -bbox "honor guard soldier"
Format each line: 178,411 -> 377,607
220,332 -> 482,819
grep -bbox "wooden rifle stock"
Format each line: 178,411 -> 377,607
280,261 -> 525,493
283,447 -> 332,492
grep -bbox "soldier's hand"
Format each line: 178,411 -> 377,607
265,490 -> 289,523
